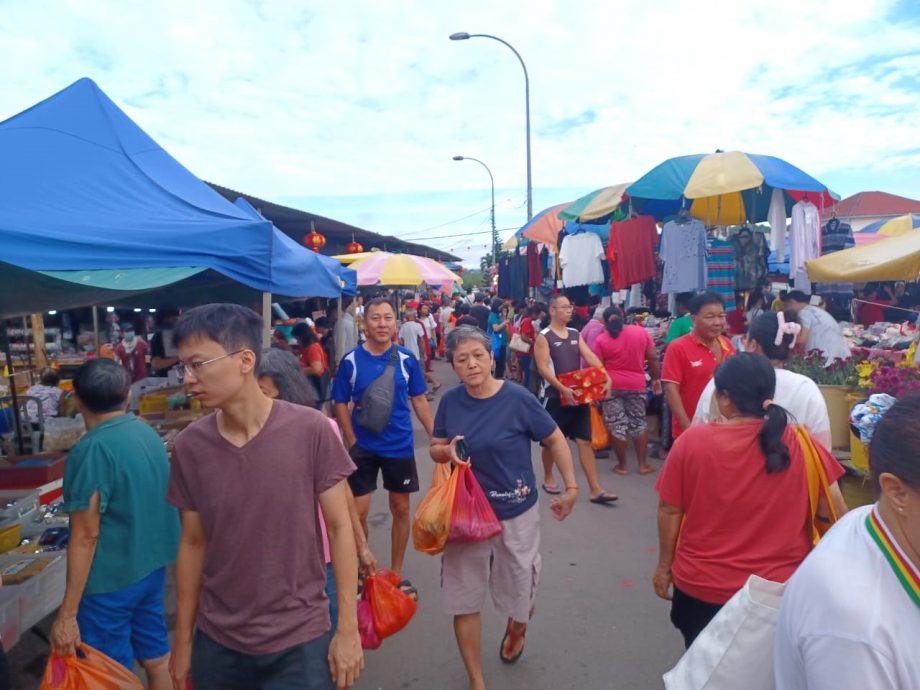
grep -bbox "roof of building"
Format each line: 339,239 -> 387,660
829,191 -> 920,219
208,183 -> 459,262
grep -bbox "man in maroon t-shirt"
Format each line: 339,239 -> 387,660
662,293 -> 735,439
166,304 -> 363,690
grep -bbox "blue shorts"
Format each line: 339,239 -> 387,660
77,567 -> 170,670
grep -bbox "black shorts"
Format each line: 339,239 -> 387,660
347,446 -> 419,497
542,397 -> 591,442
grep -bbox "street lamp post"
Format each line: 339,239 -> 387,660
453,155 -> 497,264
450,32 -> 532,221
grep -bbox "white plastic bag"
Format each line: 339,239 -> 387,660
663,575 -> 785,690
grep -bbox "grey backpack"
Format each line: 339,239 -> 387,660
355,345 -> 399,434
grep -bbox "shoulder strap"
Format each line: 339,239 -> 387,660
795,424 -> 838,545
388,344 -> 399,364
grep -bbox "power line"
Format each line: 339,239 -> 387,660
393,196 -> 522,239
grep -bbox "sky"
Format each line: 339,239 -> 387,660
2,0 -> 920,266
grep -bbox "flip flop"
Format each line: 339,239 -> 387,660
638,465 -> 657,475
612,466 -> 629,476
589,492 -> 619,505
500,618 -> 527,664
541,483 -> 562,495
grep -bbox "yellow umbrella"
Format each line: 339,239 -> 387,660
805,231 -> 920,282
331,250 -> 384,265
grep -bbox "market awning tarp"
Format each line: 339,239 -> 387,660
853,213 -> 920,245
805,231 -> 920,282
0,78 -> 343,298
626,151 -> 837,225
233,198 -> 357,295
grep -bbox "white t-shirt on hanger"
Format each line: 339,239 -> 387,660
790,200 -> 821,292
559,232 -> 605,287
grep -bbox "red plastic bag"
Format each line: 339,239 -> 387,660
412,462 -> 458,555
357,599 -> 381,650
363,569 -> 417,639
449,464 -> 502,543
40,643 -> 144,689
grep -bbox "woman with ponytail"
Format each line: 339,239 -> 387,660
590,306 -> 662,475
653,352 -> 847,648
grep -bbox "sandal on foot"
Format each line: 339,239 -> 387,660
589,492 -> 619,505
612,466 -> 629,476
398,579 -> 419,602
541,483 -> 562,495
638,465 -> 657,475
500,618 -> 527,664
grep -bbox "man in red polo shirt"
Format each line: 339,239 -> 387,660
662,293 -> 735,439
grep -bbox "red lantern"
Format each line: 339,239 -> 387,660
345,240 -> 364,254
303,222 -> 326,253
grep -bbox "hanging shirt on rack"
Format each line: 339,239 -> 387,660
791,199 -> 821,292
660,219 -> 707,294
526,242 -> 542,288
607,215 -> 658,289
731,228 -> 769,291
559,231 -> 605,287
767,188 -> 787,254
815,219 -> 855,297
705,238 -> 736,311
497,256 -> 512,298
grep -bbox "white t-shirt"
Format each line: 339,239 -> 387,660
774,505 -> 920,690
559,232 -> 605,287
398,321 -> 425,360
798,306 -> 850,366
692,368 -> 833,450
439,306 -> 454,333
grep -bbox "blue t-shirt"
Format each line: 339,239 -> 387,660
433,381 -> 557,520
333,344 -> 428,458
488,312 -> 507,352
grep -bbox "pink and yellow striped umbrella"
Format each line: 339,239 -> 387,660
342,251 -> 462,287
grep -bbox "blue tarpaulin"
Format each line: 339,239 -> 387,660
0,77 -> 343,298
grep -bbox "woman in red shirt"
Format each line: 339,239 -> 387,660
292,322 -> 328,408
515,305 -> 539,390
653,352 -> 847,648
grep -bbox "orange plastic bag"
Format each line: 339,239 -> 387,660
412,462 -> 458,555
449,464 -> 501,543
591,405 -> 611,451
364,568 -> 417,639
40,644 -> 143,689
357,599 -> 381,650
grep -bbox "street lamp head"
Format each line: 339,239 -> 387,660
449,32 -> 471,41
452,155 -> 464,161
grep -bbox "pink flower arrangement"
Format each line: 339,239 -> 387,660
869,366 -> 920,398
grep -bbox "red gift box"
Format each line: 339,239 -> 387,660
557,367 -> 608,406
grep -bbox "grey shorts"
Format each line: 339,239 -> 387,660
440,503 -> 541,624
602,391 -> 648,440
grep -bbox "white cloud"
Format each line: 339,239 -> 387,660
1,0 -> 919,263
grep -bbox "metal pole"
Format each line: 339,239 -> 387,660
1,321 -> 24,455
92,306 -> 100,353
261,292 -> 272,350
451,33 -> 532,221
454,156 -> 497,263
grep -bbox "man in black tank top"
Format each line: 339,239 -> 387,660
533,295 -> 618,504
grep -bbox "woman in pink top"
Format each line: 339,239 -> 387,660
591,306 -> 662,475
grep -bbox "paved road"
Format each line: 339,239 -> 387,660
9,358 -> 684,689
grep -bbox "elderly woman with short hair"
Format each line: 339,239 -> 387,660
430,326 -> 579,690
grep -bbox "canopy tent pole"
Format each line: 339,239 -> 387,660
92,306 -> 100,352
262,292 -> 272,350
1,321 -> 25,455
21,317 -> 33,381
30,313 -> 46,371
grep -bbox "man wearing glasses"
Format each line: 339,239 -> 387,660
534,294 -> 618,505
166,304 -> 363,690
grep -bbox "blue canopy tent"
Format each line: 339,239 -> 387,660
0,77 -> 346,301
232,197 -> 357,296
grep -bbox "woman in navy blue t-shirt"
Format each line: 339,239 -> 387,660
430,326 -> 579,689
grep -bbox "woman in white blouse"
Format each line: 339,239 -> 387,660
692,311 -> 832,450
